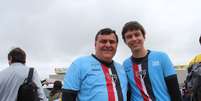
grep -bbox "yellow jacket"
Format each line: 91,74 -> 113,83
189,54 -> 201,65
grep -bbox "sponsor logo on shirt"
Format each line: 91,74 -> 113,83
152,61 -> 160,66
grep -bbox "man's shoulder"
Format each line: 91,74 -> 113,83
73,55 -> 95,63
123,57 -> 131,63
70,55 -> 99,70
122,57 -> 132,69
148,50 -> 169,58
113,61 -> 122,68
0,67 -> 10,72
0,66 -> 18,76
0,67 -> 10,80
149,50 -> 166,55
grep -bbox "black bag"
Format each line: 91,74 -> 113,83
185,63 -> 201,101
17,68 -> 40,101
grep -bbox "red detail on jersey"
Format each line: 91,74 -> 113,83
133,64 -> 149,101
101,64 -> 116,101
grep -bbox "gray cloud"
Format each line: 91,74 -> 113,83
1,0 -> 201,78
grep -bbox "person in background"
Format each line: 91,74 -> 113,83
0,47 -> 47,101
62,28 -> 127,101
49,80 -> 62,101
121,21 -> 182,101
189,35 -> 201,68
183,35 -> 201,101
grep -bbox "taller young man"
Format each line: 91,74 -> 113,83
121,21 -> 182,101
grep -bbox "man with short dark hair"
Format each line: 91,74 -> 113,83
62,28 -> 128,101
121,21 -> 182,101
0,47 -> 47,101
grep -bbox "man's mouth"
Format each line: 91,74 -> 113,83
101,47 -> 113,52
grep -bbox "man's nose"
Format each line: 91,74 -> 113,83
105,41 -> 111,46
131,35 -> 137,40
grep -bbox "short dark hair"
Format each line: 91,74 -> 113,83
50,80 -> 62,96
53,80 -> 62,90
95,28 -> 118,43
122,21 -> 146,42
199,35 -> 201,45
8,47 -> 26,64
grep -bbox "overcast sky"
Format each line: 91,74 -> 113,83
0,0 -> 201,79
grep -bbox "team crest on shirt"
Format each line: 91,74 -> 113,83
110,74 -> 118,83
135,69 -> 146,79
105,73 -> 118,83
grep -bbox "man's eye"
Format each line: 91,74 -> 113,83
100,40 -> 107,44
126,35 -> 132,39
135,33 -> 140,37
99,40 -> 116,44
109,40 -> 116,44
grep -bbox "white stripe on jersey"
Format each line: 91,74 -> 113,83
138,64 -> 152,101
109,68 -> 118,101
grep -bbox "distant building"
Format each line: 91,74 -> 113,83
48,67 -> 66,82
175,64 -> 188,70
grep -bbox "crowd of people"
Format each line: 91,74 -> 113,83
0,21 -> 200,101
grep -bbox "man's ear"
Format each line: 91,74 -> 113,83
95,42 -> 97,47
123,39 -> 127,44
8,56 -> 12,65
124,39 -> 129,45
